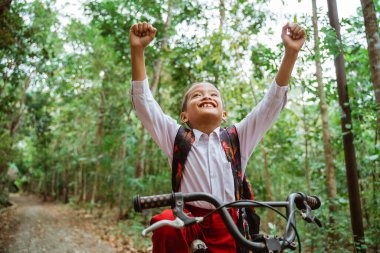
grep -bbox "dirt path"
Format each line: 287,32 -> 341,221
0,194 -> 136,253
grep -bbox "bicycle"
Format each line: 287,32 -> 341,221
133,191 -> 322,252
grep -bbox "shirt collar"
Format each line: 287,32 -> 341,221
192,127 -> 221,145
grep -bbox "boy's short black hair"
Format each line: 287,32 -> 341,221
181,89 -> 192,112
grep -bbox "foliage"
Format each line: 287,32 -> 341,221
0,0 -> 378,251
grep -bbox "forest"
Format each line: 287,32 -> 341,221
0,0 -> 379,252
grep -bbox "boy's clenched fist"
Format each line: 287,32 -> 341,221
129,22 -> 157,49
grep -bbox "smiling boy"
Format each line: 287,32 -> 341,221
130,22 -> 306,253
180,82 -> 226,134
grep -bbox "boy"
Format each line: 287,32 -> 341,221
130,21 -> 306,253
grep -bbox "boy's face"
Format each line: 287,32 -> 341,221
181,83 -> 227,128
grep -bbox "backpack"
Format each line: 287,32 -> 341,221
171,125 -> 260,253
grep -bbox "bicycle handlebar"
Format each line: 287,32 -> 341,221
294,192 -> 321,210
133,192 -> 321,252
134,192 -> 321,212
134,192 -> 175,212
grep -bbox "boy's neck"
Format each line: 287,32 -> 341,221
190,122 -> 221,135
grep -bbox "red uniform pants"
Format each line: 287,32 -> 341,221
150,204 -> 238,253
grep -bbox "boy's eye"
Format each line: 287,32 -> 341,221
192,93 -> 201,98
211,93 -> 218,97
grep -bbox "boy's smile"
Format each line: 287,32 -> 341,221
198,101 -> 217,108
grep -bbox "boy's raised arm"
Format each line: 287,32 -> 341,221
237,23 -> 306,171
130,22 -> 157,81
129,22 -> 179,160
275,23 -> 306,86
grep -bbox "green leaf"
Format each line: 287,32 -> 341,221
367,154 -> 379,161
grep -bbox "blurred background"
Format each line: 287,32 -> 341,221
0,0 -> 378,252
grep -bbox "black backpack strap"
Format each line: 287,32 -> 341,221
171,126 -> 195,192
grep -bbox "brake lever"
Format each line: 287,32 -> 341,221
300,202 -> 322,227
141,216 -> 204,236
142,193 -> 205,236
314,217 -> 322,227
142,218 -> 184,236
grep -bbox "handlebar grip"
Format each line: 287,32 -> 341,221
134,193 -> 175,212
295,193 -> 321,210
305,195 -> 321,210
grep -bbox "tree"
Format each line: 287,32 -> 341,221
360,0 -> 380,141
0,0 -> 11,16
326,0 -> 366,251
311,0 -> 338,249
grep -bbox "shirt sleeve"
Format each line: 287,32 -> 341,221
236,79 -> 288,171
130,78 -> 180,160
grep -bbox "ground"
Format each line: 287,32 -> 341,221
0,194 -> 151,253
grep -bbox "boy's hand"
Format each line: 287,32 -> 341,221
129,22 -> 157,49
281,22 -> 306,53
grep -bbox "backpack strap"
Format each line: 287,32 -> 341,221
220,126 -> 258,253
219,126 -> 243,200
171,126 -> 195,192
219,125 -> 254,201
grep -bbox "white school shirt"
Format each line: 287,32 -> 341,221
131,78 -> 288,209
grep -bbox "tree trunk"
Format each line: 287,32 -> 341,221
51,170 -> 56,200
360,0 -> 380,140
38,175 -> 44,196
79,160 -> 84,202
312,0 -> 338,249
56,171 -> 60,200
219,0 -> 225,34
214,0 -> 225,86
0,0 -> 12,16
301,90 -> 311,194
326,1 -> 366,251
360,4 -> 380,249
9,77 -> 29,137
135,129 -> 146,178
91,92 -> 105,204
261,139 -> 274,225
83,166 -> 87,202
78,132 -> 87,202
118,133 -> 127,220
73,169 -> 77,199
43,152 -> 48,201
150,0 -> 173,95
63,161 -> 69,204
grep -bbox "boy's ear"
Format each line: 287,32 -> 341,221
222,111 -> 227,122
180,112 -> 188,124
